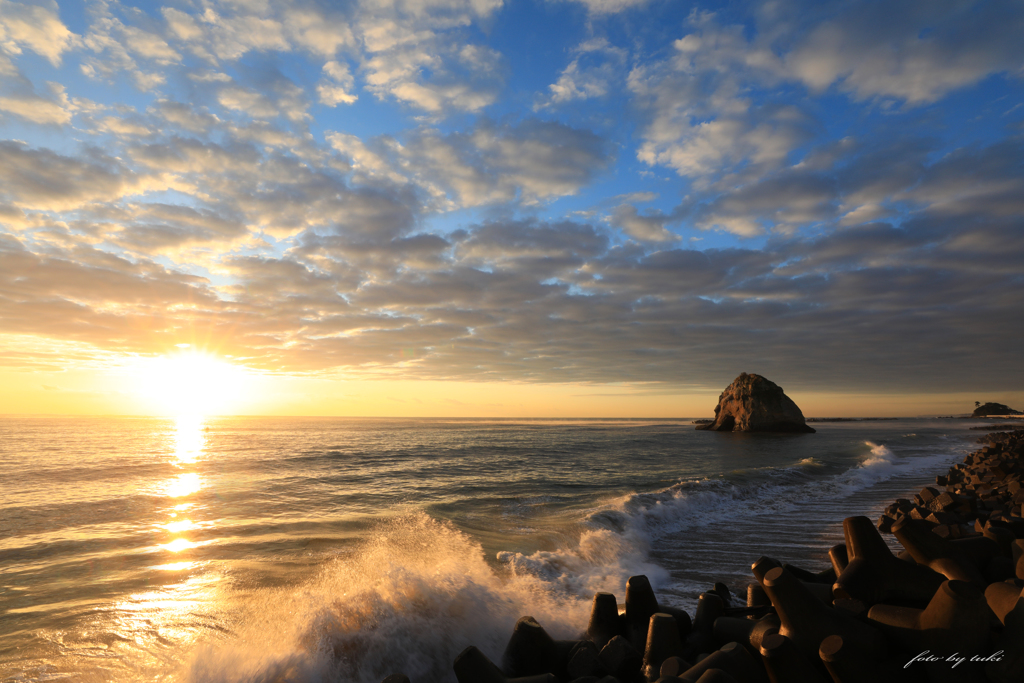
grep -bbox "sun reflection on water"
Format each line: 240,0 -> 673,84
157,417 -> 213,569
151,561 -> 198,571
112,573 -> 220,648
165,472 -> 202,498
161,538 -> 199,553
173,415 -> 206,464
164,519 -> 197,533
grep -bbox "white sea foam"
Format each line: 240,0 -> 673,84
495,440 -> 961,602
184,514 -> 588,683
185,441 -> 963,683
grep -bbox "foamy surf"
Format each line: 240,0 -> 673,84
188,449 -> 922,683
495,439 -> 965,608
184,514 -> 589,683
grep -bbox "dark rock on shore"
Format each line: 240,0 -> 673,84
696,373 -> 815,433
972,402 -> 1022,417
876,428 -> 1024,540
388,426 -> 1024,683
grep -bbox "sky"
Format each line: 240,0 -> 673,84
0,0 -> 1022,417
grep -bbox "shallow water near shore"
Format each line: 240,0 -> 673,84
0,416 -> 988,682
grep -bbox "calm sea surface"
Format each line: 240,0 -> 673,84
0,416 -> 989,682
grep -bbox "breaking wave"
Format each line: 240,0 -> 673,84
496,440 -> 957,601
185,440 -> 962,683
184,515 -> 588,683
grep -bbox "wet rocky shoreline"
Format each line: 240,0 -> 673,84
383,426 -> 1024,683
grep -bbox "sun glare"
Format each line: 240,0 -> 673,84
165,473 -> 202,498
133,350 -> 254,417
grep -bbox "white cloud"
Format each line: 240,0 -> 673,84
539,37 -> 627,109
628,16 -> 805,182
784,0 -> 1024,104
218,85 -> 279,119
197,8 -> 289,61
362,37 -> 501,113
0,0 -> 76,66
217,80 -> 310,123
283,7 -> 355,57
566,0 -> 650,15
0,79 -> 73,125
631,3 -> 1024,187
118,22 -> 180,64
354,0 -> 505,115
610,204 -> 677,242
92,115 -> 153,138
0,140 -> 178,212
329,119 -> 611,208
150,100 -> 222,133
317,61 -> 358,106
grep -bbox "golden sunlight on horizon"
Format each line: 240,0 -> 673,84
1,334 -> 1022,418
130,346 -> 258,418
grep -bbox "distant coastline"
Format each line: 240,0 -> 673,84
692,417 -> 904,424
806,417 -> 900,422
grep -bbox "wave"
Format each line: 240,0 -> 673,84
496,440 -> 960,602
184,439 -> 963,683
184,514 -> 589,683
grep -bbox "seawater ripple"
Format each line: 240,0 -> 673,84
0,417 -> 974,683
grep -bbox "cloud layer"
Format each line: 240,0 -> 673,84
1,0 -> 1022,398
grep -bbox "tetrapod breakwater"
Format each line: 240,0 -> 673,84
378,428 -> 1024,683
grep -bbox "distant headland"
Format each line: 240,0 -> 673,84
972,402 -> 1022,418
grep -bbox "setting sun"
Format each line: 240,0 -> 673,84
131,349 -> 256,417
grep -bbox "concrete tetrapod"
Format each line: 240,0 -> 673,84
683,593 -> 723,660
866,580 -> 992,683
983,525 -> 1017,559
623,576 -> 693,652
659,656 -> 692,678
985,582 -> 1024,624
454,646 -> 559,683
501,616 -> 576,680
745,583 -> 769,613
827,544 -> 848,579
711,613 -> 780,655
758,632 -> 828,683
678,642 -> 766,683
891,517 -> 989,586
644,613 -> 687,682
693,670 -> 739,683
833,516 -> 946,606
987,588 -> 1024,683
598,635 -> 643,681
567,640 -> 608,680
750,557 -> 781,585
586,592 -> 623,649
759,566 -> 886,661
625,575 -> 661,651
817,635 -> 910,683
710,583 -> 733,606
782,562 -> 836,585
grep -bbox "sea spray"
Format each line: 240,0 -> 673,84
184,514 -> 588,683
494,440 -> 964,608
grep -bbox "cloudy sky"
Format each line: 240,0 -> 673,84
1,0 -> 1022,416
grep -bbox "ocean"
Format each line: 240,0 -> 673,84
0,416 -> 986,682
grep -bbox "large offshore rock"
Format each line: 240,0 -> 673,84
696,373 -> 815,433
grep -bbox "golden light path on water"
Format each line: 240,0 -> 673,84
155,415 -> 208,568
119,415 -> 219,650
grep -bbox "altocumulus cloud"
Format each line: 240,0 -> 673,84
0,0 -> 1022,396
